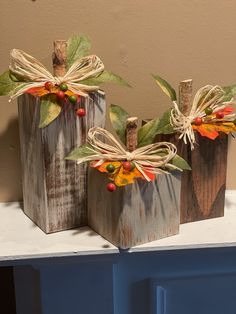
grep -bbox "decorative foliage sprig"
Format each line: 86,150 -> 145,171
66,105 -> 190,191
0,35 -> 129,128
152,74 -> 236,149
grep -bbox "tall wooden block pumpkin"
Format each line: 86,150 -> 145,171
16,39 -> 106,233
175,80 -> 229,223
18,92 -> 105,233
88,170 -> 181,249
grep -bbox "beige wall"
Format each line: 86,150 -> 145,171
1,0 -> 236,201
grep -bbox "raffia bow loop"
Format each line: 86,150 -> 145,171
9,49 -> 105,100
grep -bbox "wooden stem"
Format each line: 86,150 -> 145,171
179,79 -> 193,115
52,40 -> 67,77
126,117 -> 138,152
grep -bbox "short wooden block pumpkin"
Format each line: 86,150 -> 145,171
18,92 -> 106,233
88,169 -> 181,249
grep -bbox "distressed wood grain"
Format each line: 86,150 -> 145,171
180,133 -> 228,223
18,92 -> 106,233
151,78 -> 228,223
155,132 -> 228,223
88,170 -> 181,249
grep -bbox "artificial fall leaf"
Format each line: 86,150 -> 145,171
25,86 -> 50,97
25,86 -> 75,97
193,124 -> 219,140
94,161 -> 121,173
93,161 -> 145,186
220,106 -> 234,115
113,166 -> 143,186
215,122 -> 236,134
143,169 -> 156,181
192,122 -> 236,140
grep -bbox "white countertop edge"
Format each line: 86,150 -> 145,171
0,249 -> 119,263
1,190 -> 236,261
130,241 -> 236,253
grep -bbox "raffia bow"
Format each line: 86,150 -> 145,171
170,85 -> 236,149
77,127 -> 180,181
9,49 -> 105,100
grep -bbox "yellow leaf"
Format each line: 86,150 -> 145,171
215,122 -> 236,134
114,166 -> 143,187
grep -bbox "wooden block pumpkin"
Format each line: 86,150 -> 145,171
0,36 -> 128,233
152,76 -> 236,223
67,105 -> 189,248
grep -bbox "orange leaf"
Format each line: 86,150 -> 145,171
95,161 -> 121,173
93,161 -> 155,186
222,106 -> 234,115
193,121 -> 236,140
25,86 -> 49,97
143,170 -> 156,181
192,124 -> 219,140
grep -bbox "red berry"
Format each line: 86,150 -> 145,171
56,91 -> 65,99
194,117 -> 202,126
76,108 -> 86,117
76,108 -> 86,118
216,111 -> 224,119
44,81 -> 53,90
122,161 -> 135,171
106,183 -> 116,192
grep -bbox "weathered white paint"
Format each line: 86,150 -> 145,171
18,92 -> 106,233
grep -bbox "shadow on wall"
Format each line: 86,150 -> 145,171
0,117 -> 22,202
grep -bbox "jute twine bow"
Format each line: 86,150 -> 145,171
9,49 -> 105,100
170,85 -> 236,149
77,127 -> 180,181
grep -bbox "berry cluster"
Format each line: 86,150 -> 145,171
105,161 -> 136,192
193,107 -> 236,126
44,81 -> 86,118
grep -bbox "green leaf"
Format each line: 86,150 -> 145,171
171,154 -> 191,170
109,104 -> 130,144
222,85 -> 236,102
156,109 -> 174,135
67,35 -> 91,68
0,70 -> 24,96
152,74 -> 177,101
137,118 -> 160,147
39,94 -> 61,128
65,144 -> 96,160
81,70 -> 130,87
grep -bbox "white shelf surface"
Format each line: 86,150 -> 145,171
0,202 -> 119,262
131,190 -> 236,253
0,191 -> 236,262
